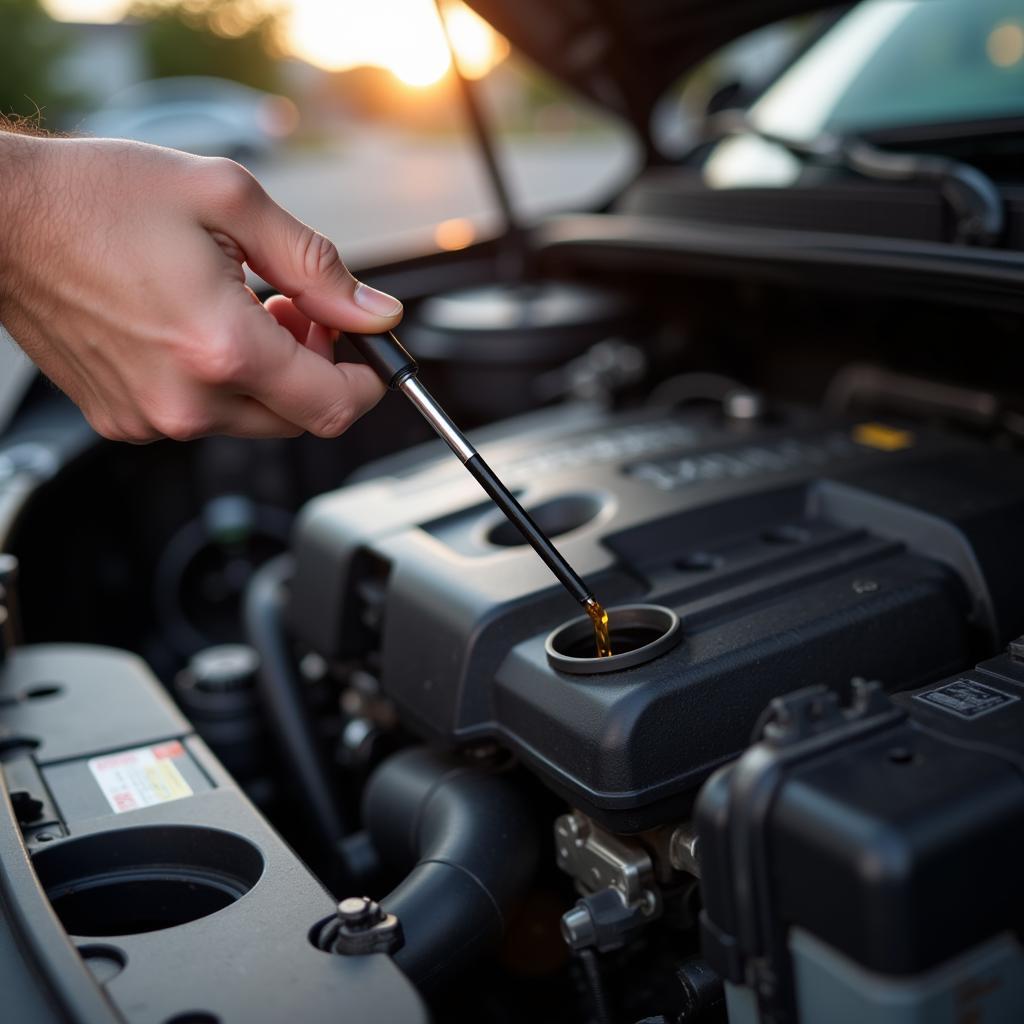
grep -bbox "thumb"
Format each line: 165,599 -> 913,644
210,166 -> 403,333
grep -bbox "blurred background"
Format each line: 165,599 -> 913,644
2,0 -> 813,264
1,0 -> 647,263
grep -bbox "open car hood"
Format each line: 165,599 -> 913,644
467,0 -> 842,148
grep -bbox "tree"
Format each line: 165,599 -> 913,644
132,0 -> 284,93
0,0 -> 76,125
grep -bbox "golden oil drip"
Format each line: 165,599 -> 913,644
586,599 -> 613,658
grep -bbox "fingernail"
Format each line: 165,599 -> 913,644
354,282 -> 403,318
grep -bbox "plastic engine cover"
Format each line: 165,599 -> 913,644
289,403 -> 1024,831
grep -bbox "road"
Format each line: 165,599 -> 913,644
254,129 -> 638,268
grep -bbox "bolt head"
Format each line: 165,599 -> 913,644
566,813 -> 589,840
669,825 -> 701,875
338,896 -> 380,929
320,902 -> 403,956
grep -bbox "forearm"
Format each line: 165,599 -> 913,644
0,128 -> 48,309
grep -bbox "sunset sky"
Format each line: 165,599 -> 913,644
41,0 -> 509,86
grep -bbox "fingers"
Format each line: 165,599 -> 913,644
83,389 -> 303,444
189,160 -> 396,440
264,294 -> 333,361
304,321 -> 335,362
234,297 -> 386,437
264,293 -> 311,343
203,160 -> 403,334
252,347 -> 385,438
214,396 -> 304,440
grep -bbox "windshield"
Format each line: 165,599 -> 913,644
752,0 -> 1024,140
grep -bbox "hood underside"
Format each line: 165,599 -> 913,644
467,0 -> 842,146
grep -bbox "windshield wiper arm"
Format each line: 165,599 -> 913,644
709,112 -> 1005,247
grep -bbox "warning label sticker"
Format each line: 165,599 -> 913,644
88,741 -> 193,815
914,679 -> 1020,721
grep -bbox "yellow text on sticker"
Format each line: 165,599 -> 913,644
143,761 -> 193,803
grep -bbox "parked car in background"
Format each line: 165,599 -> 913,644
80,76 -> 298,160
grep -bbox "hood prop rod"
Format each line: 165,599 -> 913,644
433,0 -> 526,277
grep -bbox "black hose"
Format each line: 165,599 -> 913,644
362,746 -> 539,988
243,554 -> 347,848
578,947 -> 614,1024
707,111 -> 1005,247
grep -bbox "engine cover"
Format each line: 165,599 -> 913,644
289,403 -> 1024,830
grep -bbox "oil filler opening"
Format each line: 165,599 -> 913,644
545,604 -> 681,675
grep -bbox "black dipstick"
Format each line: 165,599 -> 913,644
344,330 -> 597,611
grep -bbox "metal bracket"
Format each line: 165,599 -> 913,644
556,812 -> 656,904
555,812 -> 661,952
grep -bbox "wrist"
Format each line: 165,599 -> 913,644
0,132 -> 48,301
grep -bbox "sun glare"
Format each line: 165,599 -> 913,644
284,0 -> 506,85
443,4 -> 510,80
43,0 -> 509,86
42,0 -> 130,21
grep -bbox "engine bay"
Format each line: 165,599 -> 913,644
3,249 -> 1024,1023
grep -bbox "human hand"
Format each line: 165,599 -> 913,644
0,134 -> 403,441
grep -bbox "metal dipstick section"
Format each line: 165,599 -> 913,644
344,328 -> 597,610
398,376 -> 475,463
399,375 -> 594,608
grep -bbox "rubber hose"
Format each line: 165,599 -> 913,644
362,746 -> 539,988
243,554 -> 346,847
